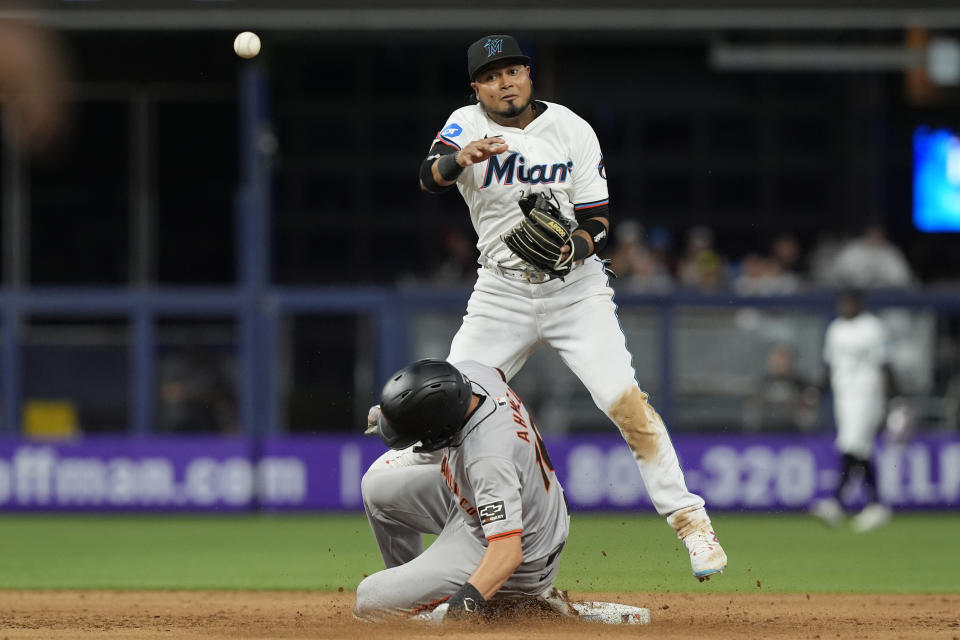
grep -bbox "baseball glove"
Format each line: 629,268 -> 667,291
502,192 -> 574,275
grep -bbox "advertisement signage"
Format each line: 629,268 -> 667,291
0,434 -> 957,511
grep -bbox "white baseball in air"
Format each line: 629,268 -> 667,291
233,31 -> 261,59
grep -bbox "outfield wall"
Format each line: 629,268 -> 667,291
0,434 -> 957,511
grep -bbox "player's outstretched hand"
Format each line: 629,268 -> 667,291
364,405 -> 381,436
456,137 -> 508,166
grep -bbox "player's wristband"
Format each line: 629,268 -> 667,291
575,218 -> 609,254
571,235 -> 591,260
446,581 -> 486,616
437,152 -> 465,181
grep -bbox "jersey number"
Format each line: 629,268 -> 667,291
530,420 -> 555,492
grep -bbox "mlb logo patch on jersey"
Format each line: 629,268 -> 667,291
441,123 -> 463,138
478,500 -> 506,525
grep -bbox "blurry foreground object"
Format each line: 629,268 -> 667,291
0,16 -> 70,154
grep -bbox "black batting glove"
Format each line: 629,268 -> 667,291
445,582 -> 486,620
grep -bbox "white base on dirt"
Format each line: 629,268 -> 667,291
570,601 -> 651,625
413,600 -> 651,625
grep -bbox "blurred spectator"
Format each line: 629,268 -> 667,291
0,15 -> 70,154
647,226 -> 676,275
430,227 -> 477,285
608,221 -> 673,292
743,344 -> 819,431
828,224 -> 913,289
733,251 -> 801,296
770,233 -> 805,282
809,231 -> 845,285
157,346 -> 237,433
678,226 -> 729,292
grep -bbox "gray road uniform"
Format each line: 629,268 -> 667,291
356,360 -> 570,618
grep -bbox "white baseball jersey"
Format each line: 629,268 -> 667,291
823,312 -> 889,398
443,360 -> 569,561
823,311 -> 890,457
432,99 -> 706,522
431,101 -> 608,269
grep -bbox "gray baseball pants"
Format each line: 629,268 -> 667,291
356,447 -> 562,619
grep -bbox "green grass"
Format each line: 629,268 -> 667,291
0,513 -> 957,593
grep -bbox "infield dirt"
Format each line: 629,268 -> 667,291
0,591 -> 956,639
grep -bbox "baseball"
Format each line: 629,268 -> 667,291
233,31 -> 261,59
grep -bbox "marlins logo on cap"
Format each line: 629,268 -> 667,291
467,34 -> 530,79
483,37 -> 503,57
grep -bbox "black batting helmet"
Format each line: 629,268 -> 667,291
377,359 -> 473,452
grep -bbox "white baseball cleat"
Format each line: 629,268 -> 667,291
683,526 -> 727,581
852,503 -> 891,533
413,602 -> 449,625
537,586 -> 573,617
810,497 -> 845,528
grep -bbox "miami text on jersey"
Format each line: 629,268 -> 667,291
481,153 -> 574,188
440,454 -> 478,517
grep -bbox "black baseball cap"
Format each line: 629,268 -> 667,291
467,35 -> 530,80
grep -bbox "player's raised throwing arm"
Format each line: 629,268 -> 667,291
418,137 -> 508,193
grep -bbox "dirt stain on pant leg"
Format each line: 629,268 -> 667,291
609,387 -> 710,537
608,387 -> 666,464
667,505 -> 710,539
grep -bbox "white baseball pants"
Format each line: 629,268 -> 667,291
448,258 -> 704,521
834,392 -> 885,459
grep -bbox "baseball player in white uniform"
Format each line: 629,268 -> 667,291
812,289 -> 897,532
363,34 -> 726,581
356,359 -> 569,619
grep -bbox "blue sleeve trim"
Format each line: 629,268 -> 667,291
574,198 -> 609,210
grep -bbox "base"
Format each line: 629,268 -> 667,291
571,601 -> 651,625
